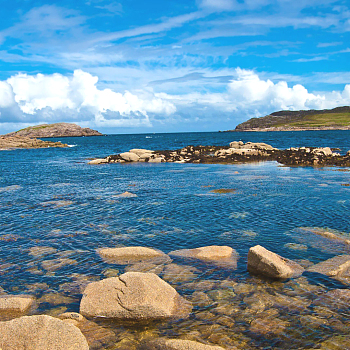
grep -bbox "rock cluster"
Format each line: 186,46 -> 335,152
89,141 -> 350,167
2,242 -> 350,349
276,146 -> 350,166
0,136 -> 68,150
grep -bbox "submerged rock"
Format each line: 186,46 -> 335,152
98,246 -> 170,264
307,255 -> 350,276
58,312 -> 116,349
0,315 -> 89,349
80,272 -> 192,320
314,289 -> 350,310
169,246 -> 238,269
139,338 -> 227,350
247,245 -> 304,279
0,295 -> 34,316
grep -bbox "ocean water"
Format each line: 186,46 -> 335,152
0,130 -> 350,349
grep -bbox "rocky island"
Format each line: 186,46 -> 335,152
5,122 -> 103,138
88,141 -> 350,167
228,106 -> 350,131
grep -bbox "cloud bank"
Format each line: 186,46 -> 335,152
0,68 -> 349,132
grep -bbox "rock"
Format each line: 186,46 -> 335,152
169,246 -> 238,269
88,158 -> 108,165
129,149 -> 154,156
29,246 -> 57,257
120,152 -> 140,162
307,255 -> 350,276
115,191 -> 138,198
250,317 -> 289,335
229,141 -> 244,148
148,157 -> 164,163
139,338 -> 226,350
0,136 -> 67,150
0,315 -> 89,349
247,245 -> 304,279
0,295 -> 34,315
58,312 -> 116,349
98,246 -> 170,264
312,147 -> 333,156
41,258 -> 77,271
314,289 -> 350,310
80,272 -> 192,320
5,123 -> 102,138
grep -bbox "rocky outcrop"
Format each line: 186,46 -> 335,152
307,255 -> 350,276
169,246 -> 238,269
6,123 -> 102,138
139,338 -> 227,350
231,106 -> 350,131
79,272 -> 192,320
0,136 -> 67,150
98,246 -> 170,264
247,245 -> 304,279
0,315 -> 89,349
91,142 -> 350,167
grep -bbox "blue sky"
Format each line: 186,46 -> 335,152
0,0 -> 349,134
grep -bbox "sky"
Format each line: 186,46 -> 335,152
0,0 -> 349,134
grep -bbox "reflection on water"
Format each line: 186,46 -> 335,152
0,131 -> 350,349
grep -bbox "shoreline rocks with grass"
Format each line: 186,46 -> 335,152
88,141 -> 350,167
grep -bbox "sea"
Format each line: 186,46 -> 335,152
1,130 -> 350,349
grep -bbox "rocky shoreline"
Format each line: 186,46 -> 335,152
1,239 -> 350,349
225,126 -> 350,132
0,135 -> 68,150
88,141 -> 350,167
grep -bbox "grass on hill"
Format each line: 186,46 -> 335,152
275,112 -> 350,127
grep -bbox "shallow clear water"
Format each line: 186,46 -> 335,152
1,130 -> 350,349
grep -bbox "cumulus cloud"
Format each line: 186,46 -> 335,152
0,68 -> 349,132
1,70 -> 176,128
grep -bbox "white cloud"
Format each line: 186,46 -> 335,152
1,70 -> 176,127
0,68 -> 349,133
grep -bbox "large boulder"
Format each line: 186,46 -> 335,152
98,246 -> 170,264
307,255 -> 350,276
169,246 -> 238,269
0,315 -> 89,350
247,245 -> 304,279
139,338 -> 227,350
80,272 -> 192,320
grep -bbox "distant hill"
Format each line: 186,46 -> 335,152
5,123 -> 103,138
230,106 -> 350,131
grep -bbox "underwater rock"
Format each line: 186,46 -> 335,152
0,315 -> 89,349
307,255 -> 350,277
58,312 -> 117,349
169,246 -> 238,269
314,289 -> 350,311
29,246 -> 57,257
247,245 -> 304,279
114,191 -> 138,198
249,317 -> 289,335
98,246 -> 170,264
41,258 -> 77,271
0,295 -> 34,316
139,338 -> 227,350
162,264 -> 199,283
80,272 -> 192,320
